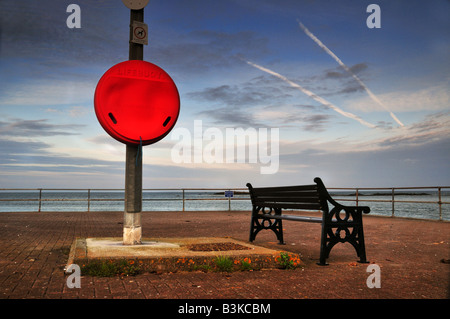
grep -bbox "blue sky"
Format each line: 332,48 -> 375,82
0,0 -> 449,189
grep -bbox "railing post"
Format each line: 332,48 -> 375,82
38,189 -> 42,212
438,187 -> 442,221
182,189 -> 185,212
87,189 -> 91,212
355,188 -> 359,207
391,188 -> 395,217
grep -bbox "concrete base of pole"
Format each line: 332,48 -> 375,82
123,212 -> 142,245
123,226 -> 142,245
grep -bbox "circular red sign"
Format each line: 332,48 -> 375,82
94,60 -> 180,146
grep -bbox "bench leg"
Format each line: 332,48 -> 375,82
249,207 -> 285,244
355,225 -> 369,263
318,224 -> 369,265
275,218 -> 285,245
317,222 -> 330,266
250,218 -> 285,244
249,207 -> 267,242
343,216 -> 369,263
249,210 -> 259,242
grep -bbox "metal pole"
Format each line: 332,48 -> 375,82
129,9 -> 144,60
123,8 -> 144,245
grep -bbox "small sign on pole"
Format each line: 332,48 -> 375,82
131,21 -> 148,45
224,191 -> 234,198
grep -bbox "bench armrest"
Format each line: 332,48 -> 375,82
314,177 -> 370,215
342,205 -> 371,214
323,204 -> 370,224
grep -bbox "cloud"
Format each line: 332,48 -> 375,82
0,119 -> 84,137
347,83 -> 450,113
298,20 -> 404,127
0,137 -> 122,173
195,101 -> 333,132
297,114 -> 331,132
0,138 -> 50,159
408,111 -> 450,133
187,77 -> 298,127
252,104 -> 333,132
190,85 -> 334,130
187,83 -> 289,107
197,106 -> 262,127
0,78 -> 95,106
0,0 -> 126,65
245,59 -> 376,128
87,134 -> 118,145
376,111 -> 450,148
45,106 -> 91,118
317,64 -> 370,96
276,127 -> 450,187
149,30 -> 269,74
187,68 -> 353,131
1,1 -> 271,74
324,63 -> 368,79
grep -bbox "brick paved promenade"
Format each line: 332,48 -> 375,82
0,211 -> 448,301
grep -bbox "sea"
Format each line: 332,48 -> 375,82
0,189 -> 449,221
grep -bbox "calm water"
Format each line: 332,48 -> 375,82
0,190 -> 449,221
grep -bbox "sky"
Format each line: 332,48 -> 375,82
0,0 -> 449,189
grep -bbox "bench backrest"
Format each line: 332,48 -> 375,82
246,177 -> 331,213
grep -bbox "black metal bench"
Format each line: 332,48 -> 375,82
247,177 -> 370,265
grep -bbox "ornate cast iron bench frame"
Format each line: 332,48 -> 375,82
247,177 -> 370,265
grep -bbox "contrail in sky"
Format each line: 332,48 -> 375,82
245,60 -> 376,128
297,20 -> 404,127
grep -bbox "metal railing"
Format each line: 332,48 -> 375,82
0,187 -> 249,213
329,186 -> 450,221
0,186 -> 449,221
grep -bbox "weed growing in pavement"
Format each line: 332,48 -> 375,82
213,256 -> 234,272
80,259 -> 141,277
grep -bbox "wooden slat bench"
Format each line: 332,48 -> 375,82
247,177 -> 370,265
